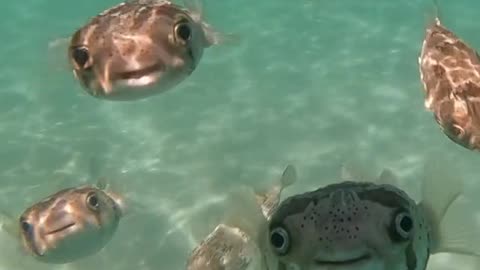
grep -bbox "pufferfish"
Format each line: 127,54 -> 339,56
66,0 -> 231,100
266,159 -> 480,270
186,165 -> 297,270
418,0 -> 480,151
0,177 -> 125,264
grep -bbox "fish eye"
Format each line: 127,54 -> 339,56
394,211 -> 413,239
174,21 -> 192,42
269,227 -> 290,255
71,46 -> 90,68
86,192 -> 100,210
20,219 -> 32,233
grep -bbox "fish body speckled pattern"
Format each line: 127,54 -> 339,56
418,1 -> 480,151
68,0 -> 228,100
266,161 -> 480,270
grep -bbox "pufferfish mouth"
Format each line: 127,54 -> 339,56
45,223 -> 75,235
116,62 -> 165,80
314,254 -> 371,266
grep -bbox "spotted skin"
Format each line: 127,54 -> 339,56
69,0 -> 216,100
268,182 -> 430,270
418,15 -> 480,151
18,185 -> 123,264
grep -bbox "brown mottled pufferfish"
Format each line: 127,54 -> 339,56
187,165 -> 297,270
418,2 -> 480,151
267,160 -> 480,270
0,178 -> 125,264
68,0 -> 230,100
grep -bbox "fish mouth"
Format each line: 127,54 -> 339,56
116,63 -> 165,81
314,254 -> 371,266
45,223 -> 75,235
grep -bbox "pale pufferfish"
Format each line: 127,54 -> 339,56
186,165 -> 297,270
418,1 -> 480,151
0,178 -> 125,264
68,0 -> 230,101
267,161 -> 480,270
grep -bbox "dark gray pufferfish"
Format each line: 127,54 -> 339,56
266,161 -> 480,270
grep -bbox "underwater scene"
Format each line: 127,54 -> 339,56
1,0 -> 480,269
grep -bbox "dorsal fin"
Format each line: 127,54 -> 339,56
418,157 -> 480,257
375,168 -> 400,186
340,158 -> 401,187
255,165 -> 298,219
340,159 -> 377,182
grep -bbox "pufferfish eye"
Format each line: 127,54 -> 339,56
174,20 -> 192,42
71,46 -> 90,68
269,227 -> 290,255
19,218 -> 32,233
86,192 -> 100,211
393,211 -> 414,239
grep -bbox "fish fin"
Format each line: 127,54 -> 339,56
255,164 -> 298,218
279,164 -> 297,188
182,0 -> 203,21
89,156 -> 128,217
182,0 -> 238,46
423,0 -> 442,30
417,157 -> 478,256
222,186 -> 267,241
340,159 -> 377,183
0,210 -> 18,238
201,22 -> 240,47
375,168 -> 400,186
105,182 -> 128,217
429,195 -> 480,257
432,0 -> 442,22
46,37 -> 71,73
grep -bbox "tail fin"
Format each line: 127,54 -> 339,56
418,156 -> 480,257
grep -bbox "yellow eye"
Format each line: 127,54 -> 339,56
174,20 -> 192,43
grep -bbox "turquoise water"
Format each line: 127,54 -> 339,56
1,0 -> 480,269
